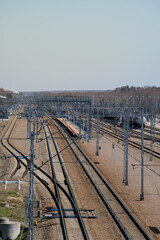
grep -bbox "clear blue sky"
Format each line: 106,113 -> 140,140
0,0 -> 160,91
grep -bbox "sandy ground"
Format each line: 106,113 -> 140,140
78,130 -> 160,240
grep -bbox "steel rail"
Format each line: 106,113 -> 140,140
0,116 -> 60,208
8,117 -> 29,178
7,121 -> 78,208
126,128 -> 160,142
46,120 -> 89,240
92,122 -> 160,159
1,114 -> 91,240
47,113 -> 152,240
42,119 -> 68,240
2,115 -> 79,240
93,118 -> 160,146
51,118 -> 133,239
5,115 -> 75,240
72,139 -> 151,240
1,116 -> 22,177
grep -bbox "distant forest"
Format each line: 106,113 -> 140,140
1,86 -> 160,111
44,86 -> 160,109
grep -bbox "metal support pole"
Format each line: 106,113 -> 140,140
27,112 -> 31,139
123,111 -> 126,183
157,98 -> 160,120
123,109 -> 129,185
157,97 -> 159,120
27,118 -> 30,138
87,105 -> 92,142
85,105 -> 87,140
150,103 -> 155,161
102,108 -> 104,136
140,108 -> 144,200
146,97 -> 147,119
72,103 -> 74,123
74,103 -> 76,123
125,109 -> 129,185
27,118 -> 28,138
79,106 -> 82,139
28,131 -> 35,240
36,116 -> 38,143
87,105 -> 90,142
96,110 -> 100,156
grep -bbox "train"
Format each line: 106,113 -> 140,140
118,116 -> 146,129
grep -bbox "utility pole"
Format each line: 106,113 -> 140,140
28,130 -> 35,240
85,104 -> 88,140
123,111 -> 126,183
150,103 -> 155,161
36,116 -> 38,143
79,106 -> 82,139
102,108 -> 104,136
96,109 -> 100,156
87,105 -> 92,142
123,109 -> 129,185
27,110 -> 31,139
157,97 -> 160,120
140,108 -> 144,200
145,97 -> 147,119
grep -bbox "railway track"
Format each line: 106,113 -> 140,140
93,118 -> 160,142
46,112 -> 152,240
92,119 -> 160,178
0,116 -> 60,200
0,116 -> 62,205
42,118 -> 89,240
0,112 -> 154,239
130,128 -> 160,143
0,116 -> 28,178
92,121 -> 160,160
1,114 -> 90,239
92,119 -> 160,142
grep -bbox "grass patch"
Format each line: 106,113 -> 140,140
0,190 -> 27,221
0,190 -> 28,239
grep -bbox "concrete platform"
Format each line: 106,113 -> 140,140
64,118 -> 87,139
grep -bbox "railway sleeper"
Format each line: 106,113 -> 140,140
43,208 -> 97,219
